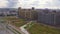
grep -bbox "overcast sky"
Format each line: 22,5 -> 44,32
0,0 -> 60,9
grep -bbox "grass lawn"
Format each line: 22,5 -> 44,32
26,22 -> 60,34
5,17 -> 27,27
0,17 -> 27,27
11,18 -> 27,27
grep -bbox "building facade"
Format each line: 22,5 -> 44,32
18,7 -> 38,20
38,10 -> 60,26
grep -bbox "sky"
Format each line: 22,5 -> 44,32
0,0 -> 60,9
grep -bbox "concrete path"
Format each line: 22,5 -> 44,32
20,21 -> 32,34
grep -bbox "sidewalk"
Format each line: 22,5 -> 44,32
20,21 -> 32,34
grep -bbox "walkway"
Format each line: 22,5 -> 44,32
20,21 -> 33,34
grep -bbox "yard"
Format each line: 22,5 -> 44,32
10,18 -> 27,27
25,22 -> 60,34
5,17 -> 27,27
0,17 -> 27,27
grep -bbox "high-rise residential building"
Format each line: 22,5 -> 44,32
38,10 -> 60,26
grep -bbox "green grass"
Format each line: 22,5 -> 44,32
26,23 -> 60,34
9,18 -> 27,27
0,17 -> 27,27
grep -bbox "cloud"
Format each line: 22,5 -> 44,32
0,0 -> 8,8
7,0 -> 18,8
18,0 -> 60,9
0,0 -> 60,9
0,0 -> 18,8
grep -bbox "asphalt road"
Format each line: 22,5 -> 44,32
0,22 -> 14,34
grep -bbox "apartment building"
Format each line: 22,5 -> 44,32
38,9 -> 60,26
18,7 -> 38,20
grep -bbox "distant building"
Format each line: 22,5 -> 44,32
18,7 -> 38,20
0,8 -> 18,18
38,10 -> 60,26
